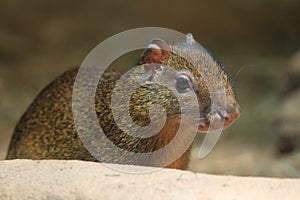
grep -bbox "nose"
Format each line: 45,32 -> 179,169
221,107 -> 240,128
198,105 -> 240,133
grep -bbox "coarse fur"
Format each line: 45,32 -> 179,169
6,34 -> 240,169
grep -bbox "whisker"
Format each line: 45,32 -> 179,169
233,65 -> 249,82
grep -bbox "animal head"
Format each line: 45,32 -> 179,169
137,33 -> 240,132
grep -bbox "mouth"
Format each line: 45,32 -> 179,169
196,107 -> 240,133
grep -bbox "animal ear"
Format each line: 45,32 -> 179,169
141,38 -> 169,64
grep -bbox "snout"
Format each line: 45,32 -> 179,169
198,106 -> 240,133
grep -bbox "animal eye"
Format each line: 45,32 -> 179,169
175,75 -> 191,93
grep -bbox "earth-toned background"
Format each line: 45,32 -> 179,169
1,0 -> 300,178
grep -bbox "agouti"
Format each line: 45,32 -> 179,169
6,33 -> 240,170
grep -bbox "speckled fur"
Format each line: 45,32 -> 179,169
6,38 -> 239,170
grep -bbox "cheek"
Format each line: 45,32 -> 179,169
197,95 -> 212,113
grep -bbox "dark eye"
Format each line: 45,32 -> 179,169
175,75 -> 191,93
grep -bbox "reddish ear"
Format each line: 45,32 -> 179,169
141,39 -> 169,64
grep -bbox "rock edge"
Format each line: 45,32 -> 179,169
0,160 -> 299,200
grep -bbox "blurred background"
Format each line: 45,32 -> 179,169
1,0 -> 300,178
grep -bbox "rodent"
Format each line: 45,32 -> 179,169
6,33 -> 240,170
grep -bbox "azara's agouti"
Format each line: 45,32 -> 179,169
6,34 -> 240,169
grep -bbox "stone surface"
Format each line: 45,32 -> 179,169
0,160 -> 300,200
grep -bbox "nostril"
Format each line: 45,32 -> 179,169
224,114 -> 231,123
215,109 -> 239,124
224,108 -> 240,125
